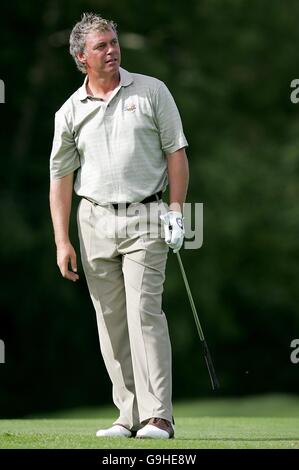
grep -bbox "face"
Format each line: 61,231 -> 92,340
78,29 -> 121,76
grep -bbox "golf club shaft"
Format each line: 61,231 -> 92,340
176,252 -> 205,341
176,252 -> 220,390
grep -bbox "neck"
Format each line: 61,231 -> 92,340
86,70 -> 120,98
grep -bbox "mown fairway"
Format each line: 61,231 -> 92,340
1,395 -> 299,449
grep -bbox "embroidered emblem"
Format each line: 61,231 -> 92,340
176,218 -> 184,230
124,102 -> 136,112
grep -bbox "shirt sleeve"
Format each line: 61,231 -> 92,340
49,110 -> 81,180
153,82 -> 188,155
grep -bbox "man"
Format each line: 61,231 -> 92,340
49,12 -> 189,439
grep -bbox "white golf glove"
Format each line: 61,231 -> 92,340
160,211 -> 185,253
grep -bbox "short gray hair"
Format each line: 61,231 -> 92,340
69,12 -> 117,74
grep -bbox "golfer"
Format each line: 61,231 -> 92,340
49,12 -> 189,439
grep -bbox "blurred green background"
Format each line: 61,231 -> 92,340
1,0 -> 299,417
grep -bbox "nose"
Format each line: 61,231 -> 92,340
108,41 -> 119,54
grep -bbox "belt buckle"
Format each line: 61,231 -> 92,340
112,202 -> 131,210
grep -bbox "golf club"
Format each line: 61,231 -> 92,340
176,251 -> 220,391
157,193 -> 219,389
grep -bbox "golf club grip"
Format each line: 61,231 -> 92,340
201,339 -> 220,390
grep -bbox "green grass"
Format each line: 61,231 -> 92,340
1,394 -> 299,449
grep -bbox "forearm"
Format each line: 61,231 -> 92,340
49,173 -> 74,246
166,148 -> 189,213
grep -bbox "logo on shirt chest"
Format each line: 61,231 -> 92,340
124,101 -> 136,112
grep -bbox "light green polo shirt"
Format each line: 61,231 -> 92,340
50,67 -> 188,204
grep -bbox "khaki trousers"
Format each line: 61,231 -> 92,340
77,198 -> 172,430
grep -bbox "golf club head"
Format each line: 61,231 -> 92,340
202,340 -> 220,391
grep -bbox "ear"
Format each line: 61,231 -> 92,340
76,51 -> 86,65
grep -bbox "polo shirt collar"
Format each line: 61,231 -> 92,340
78,76 -> 89,101
119,67 -> 133,87
78,67 -> 133,101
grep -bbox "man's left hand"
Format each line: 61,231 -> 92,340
160,211 -> 185,253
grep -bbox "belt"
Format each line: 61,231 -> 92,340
111,191 -> 162,209
84,191 -> 163,209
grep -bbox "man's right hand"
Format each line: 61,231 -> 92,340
56,241 -> 79,282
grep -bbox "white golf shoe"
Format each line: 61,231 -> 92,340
136,418 -> 174,439
96,424 -> 132,438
